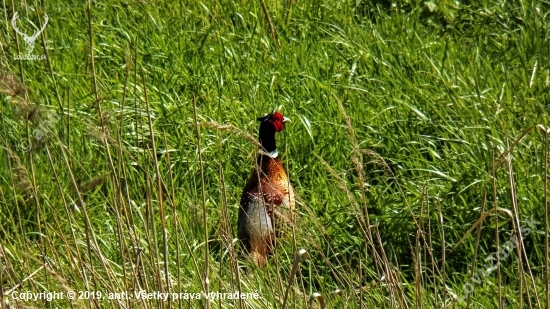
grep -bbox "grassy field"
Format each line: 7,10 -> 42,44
1,0 -> 549,308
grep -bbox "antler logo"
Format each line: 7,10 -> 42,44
11,11 -> 49,54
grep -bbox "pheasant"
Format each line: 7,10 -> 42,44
238,111 -> 295,268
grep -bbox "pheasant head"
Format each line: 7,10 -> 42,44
256,111 -> 291,157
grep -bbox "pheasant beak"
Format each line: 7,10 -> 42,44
282,116 -> 291,123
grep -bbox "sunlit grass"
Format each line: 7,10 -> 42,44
0,0 -> 549,308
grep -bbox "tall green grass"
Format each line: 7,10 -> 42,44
1,0 -> 549,308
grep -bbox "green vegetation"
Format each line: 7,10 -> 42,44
1,0 -> 549,308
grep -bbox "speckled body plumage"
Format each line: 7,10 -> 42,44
238,112 -> 295,268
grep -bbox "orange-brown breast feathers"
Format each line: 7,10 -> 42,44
238,154 -> 295,267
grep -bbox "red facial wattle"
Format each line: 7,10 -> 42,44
269,112 -> 289,132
